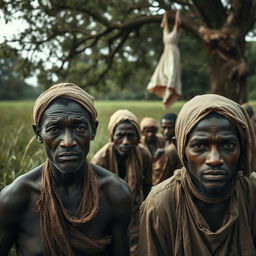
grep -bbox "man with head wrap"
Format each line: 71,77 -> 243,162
152,112 -> 182,185
139,117 -> 164,156
138,94 -> 256,256
0,83 -> 132,256
92,109 -> 152,256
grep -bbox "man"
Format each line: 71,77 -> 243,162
139,94 -> 256,255
140,117 -> 164,156
92,109 -> 152,256
152,112 -> 182,185
0,83 -> 132,256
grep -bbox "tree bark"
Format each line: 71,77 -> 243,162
206,48 -> 248,103
196,25 -> 249,103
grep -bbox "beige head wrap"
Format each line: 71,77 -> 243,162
140,117 -> 158,131
108,109 -> 141,141
33,83 -> 97,125
175,94 -> 256,176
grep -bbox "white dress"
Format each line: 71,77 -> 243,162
147,27 -> 182,109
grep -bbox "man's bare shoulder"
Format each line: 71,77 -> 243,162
0,165 -> 43,212
92,163 -> 132,218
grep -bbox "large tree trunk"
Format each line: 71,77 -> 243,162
199,27 -> 249,103
206,47 -> 248,103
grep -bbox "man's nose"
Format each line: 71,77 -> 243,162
205,146 -> 224,166
122,136 -> 130,145
60,130 -> 77,147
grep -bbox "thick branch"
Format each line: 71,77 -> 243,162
192,0 -> 226,28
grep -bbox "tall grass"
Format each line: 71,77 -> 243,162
0,100 -> 184,190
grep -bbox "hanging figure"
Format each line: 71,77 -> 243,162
147,11 -> 182,109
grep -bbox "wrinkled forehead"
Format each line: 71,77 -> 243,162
40,98 -> 92,124
186,112 -> 240,142
161,118 -> 176,126
114,121 -> 137,133
143,126 -> 158,131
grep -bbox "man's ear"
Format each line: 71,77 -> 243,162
90,120 -> 99,140
32,124 -> 43,144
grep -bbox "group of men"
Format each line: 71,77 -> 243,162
1,82 -> 256,256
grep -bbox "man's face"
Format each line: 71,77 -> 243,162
113,121 -> 139,157
37,100 -> 97,174
184,115 -> 240,196
161,119 -> 175,142
142,126 -> 158,143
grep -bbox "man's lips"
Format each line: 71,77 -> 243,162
202,170 -> 227,181
58,152 -> 79,160
119,147 -> 131,152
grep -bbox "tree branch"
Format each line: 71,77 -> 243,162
192,0 -> 226,28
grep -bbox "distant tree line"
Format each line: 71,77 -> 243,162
0,36 -> 255,101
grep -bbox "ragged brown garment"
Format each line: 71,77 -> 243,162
91,143 -> 151,256
139,169 -> 256,256
140,135 -> 164,156
36,160 -> 111,256
152,143 -> 182,185
92,109 -> 152,256
139,94 -> 256,255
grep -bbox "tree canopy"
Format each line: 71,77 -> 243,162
1,0 -> 256,102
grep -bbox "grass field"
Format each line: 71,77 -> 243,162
0,100 -> 185,190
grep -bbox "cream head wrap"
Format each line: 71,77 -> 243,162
108,109 -> 141,142
33,83 -> 97,125
175,94 -> 256,176
140,117 -> 158,131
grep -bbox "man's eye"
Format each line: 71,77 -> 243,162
191,144 -> 205,151
223,143 -> 235,149
47,127 -> 59,133
75,126 -> 87,133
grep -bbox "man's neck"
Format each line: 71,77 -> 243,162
50,163 -> 85,189
194,197 -> 228,232
115,152 -> 128,180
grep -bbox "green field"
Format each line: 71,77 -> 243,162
0,100 -> 184,189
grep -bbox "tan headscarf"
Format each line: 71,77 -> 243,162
108,109 -> 141,142
34,83 -> 110,255
175,94 -> 256,176
33,82 -> 97,124
140,117 -> 158,131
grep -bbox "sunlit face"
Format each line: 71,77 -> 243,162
37,100 -> 97,174
113,121 -> 139,157
184,114 -> 240,197
142,126 -> 158,143
161,119 -> 175,142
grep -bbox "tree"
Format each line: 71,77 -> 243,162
0,44 -> 41,100
1,0 -> 255,103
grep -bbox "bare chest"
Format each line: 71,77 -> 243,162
15,193 -> 112,256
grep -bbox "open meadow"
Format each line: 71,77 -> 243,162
0,100 -> 185,190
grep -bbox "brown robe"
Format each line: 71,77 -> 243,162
152,143 -> 182,185
92,143 -> 152,256
140,134 -> 165,156
139,169 -> 256,256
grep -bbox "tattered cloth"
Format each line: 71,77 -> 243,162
33,82 -> 97,125
36,161 -> 111,256
139,94 -> 256,256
